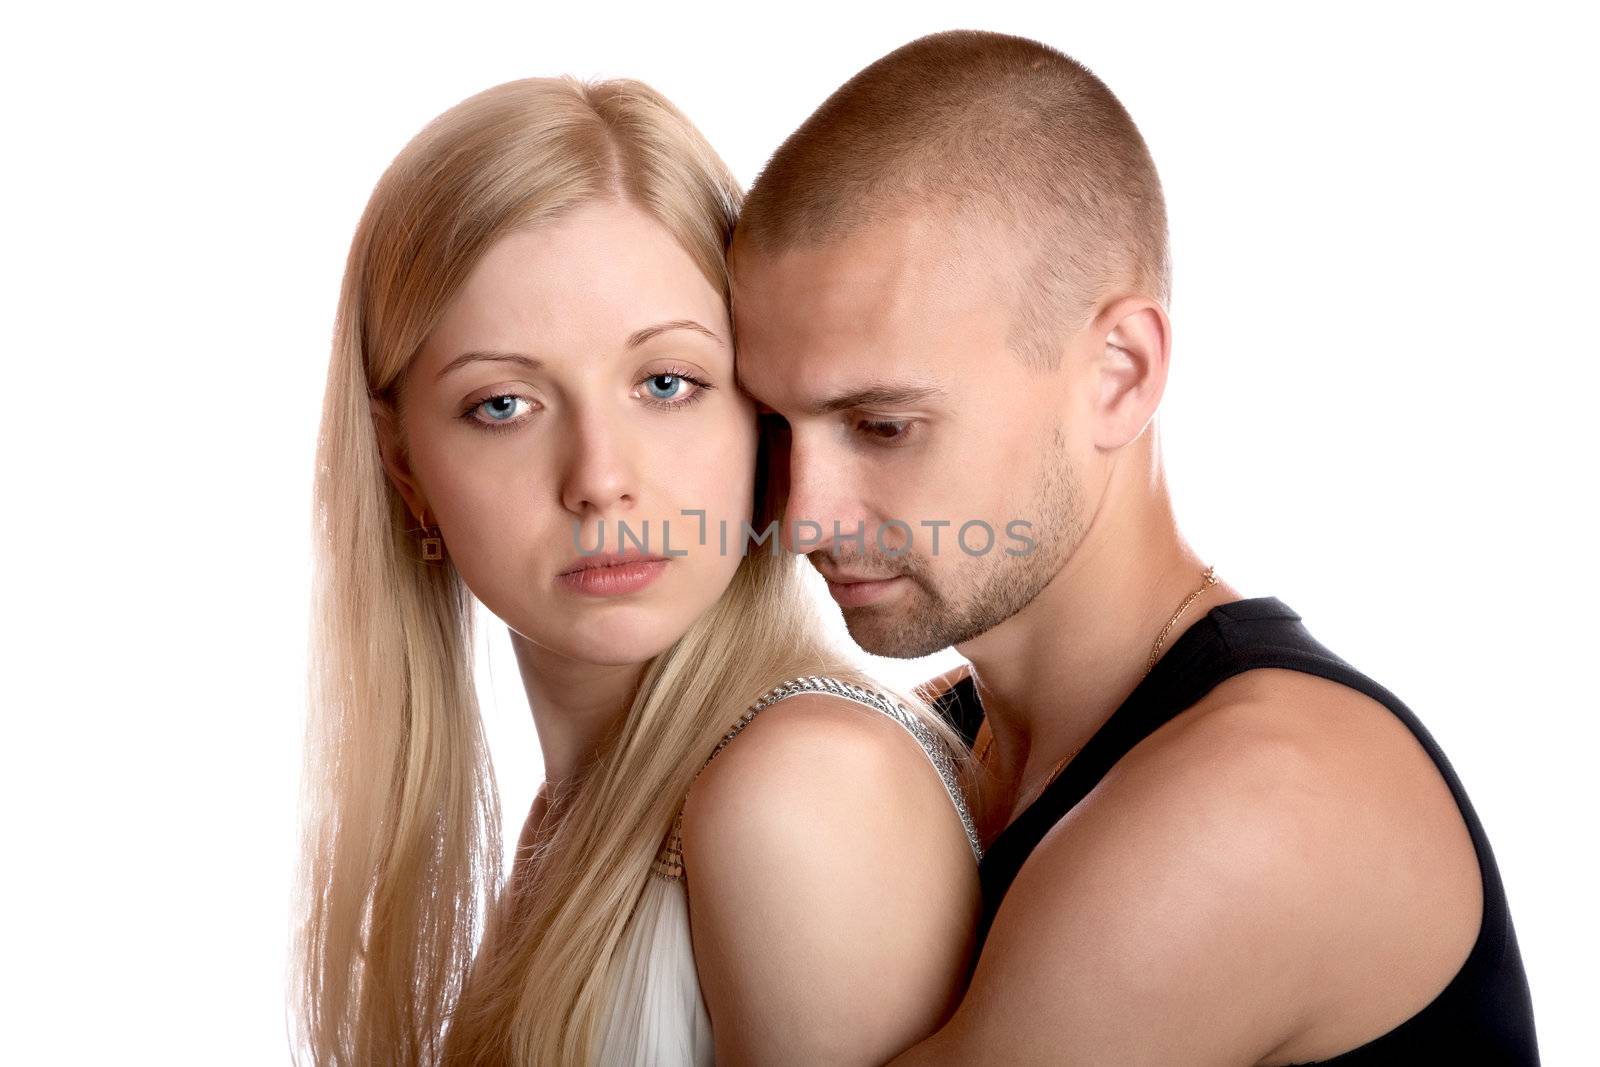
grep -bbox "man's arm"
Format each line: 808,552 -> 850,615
682,693 -> 982,1065
888,677 -> 1483,1066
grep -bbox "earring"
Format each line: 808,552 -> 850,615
418,506 -> 444,562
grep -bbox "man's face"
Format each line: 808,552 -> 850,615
731,211 -> 1088,658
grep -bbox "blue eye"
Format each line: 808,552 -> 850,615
479,396 -> 526,422
638,367 -> 715,411
645,374 -> 685,400
459,393 -> 537,434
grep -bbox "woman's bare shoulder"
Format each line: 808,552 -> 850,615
683,689 -> 948,823
677,688 -> 981,1061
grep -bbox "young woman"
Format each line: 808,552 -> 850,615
291,76 -> 983,1066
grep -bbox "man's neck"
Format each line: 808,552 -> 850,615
956,463 -> 1243,800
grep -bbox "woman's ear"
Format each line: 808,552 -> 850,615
1088,297 -> 1171,451
369,395 -> 428,522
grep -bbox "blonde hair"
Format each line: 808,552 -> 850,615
291,75 -> 975,1066
736,29 -> 1171,370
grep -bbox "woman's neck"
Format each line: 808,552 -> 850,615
510,630 -> 647,787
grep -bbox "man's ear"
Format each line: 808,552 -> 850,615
369,395 -> 428,522
1088,297 -> 1170,450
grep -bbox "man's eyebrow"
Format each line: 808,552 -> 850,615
801,382 -> 948,417
626,319 -> 726,349
434,351 -> 542,382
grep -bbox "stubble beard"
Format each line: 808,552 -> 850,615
831,429 -> 1084,658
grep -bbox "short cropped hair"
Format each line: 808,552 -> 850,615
736,30 -> 1171,370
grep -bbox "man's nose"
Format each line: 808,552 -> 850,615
779,431 -> 861,559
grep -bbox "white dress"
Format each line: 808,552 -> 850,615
595,675 -> 984,1066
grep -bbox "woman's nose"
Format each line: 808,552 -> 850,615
558,408 -> 642,517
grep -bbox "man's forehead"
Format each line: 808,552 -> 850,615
731,209 -> 978,304
732,245 -> 909,348
734,320 -> 955,416
730,210 -> 1008,410
734,338 -> 872,411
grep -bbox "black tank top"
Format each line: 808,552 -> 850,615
932,595 -> 1539,1064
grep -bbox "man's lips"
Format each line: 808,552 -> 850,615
821,571 -> 902,584
821,571 -> 906,608
814,556 -> 908,585
812,550 -> 913,607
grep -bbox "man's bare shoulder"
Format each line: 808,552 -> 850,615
918,667 -> 1484,1065
1136,669 -> 1483,1057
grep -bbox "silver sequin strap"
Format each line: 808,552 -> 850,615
694,674 -> 984,862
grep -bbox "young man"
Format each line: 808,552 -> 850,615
728,30 -> 1538,1065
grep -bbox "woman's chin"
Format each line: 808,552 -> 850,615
568,641 -> 677,668
493,560 -> 729,665
549,613 -> 693,667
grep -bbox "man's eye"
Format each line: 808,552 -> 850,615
857,419 -> 910,441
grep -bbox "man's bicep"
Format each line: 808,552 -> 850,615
916,765 -> 1321,1065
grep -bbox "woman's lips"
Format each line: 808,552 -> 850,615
556,558 -> 669,597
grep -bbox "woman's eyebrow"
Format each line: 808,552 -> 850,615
435,351 -> 542,382
435,320 -> 724,383
625,319 -> 725,349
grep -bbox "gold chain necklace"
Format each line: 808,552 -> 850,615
975,565 -> 1219,816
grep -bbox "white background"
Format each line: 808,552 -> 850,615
4,1 -> 1594,1062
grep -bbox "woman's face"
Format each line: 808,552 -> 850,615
376,199 -> 757,666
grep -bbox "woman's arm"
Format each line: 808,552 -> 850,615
681,693 -> 981,1066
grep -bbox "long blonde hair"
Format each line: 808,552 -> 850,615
291,75 -> 975,1066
